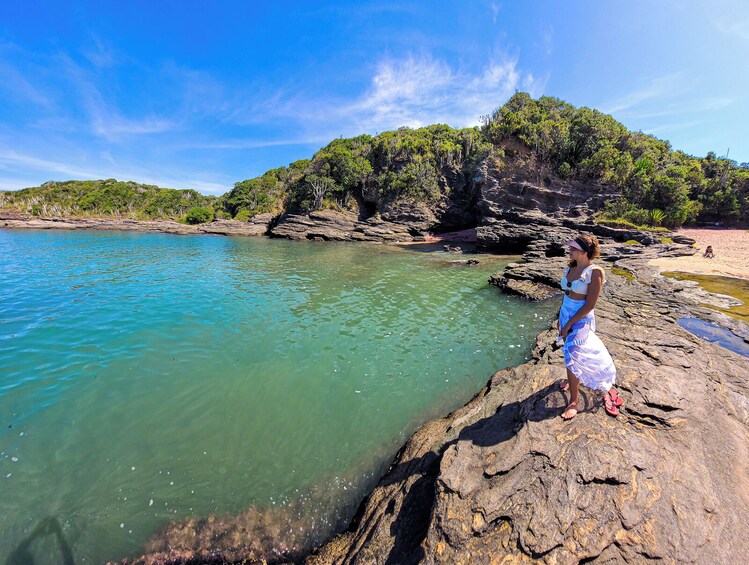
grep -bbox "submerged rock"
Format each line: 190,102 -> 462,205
115,504 -> 311,564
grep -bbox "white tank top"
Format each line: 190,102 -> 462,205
561,265 -> 605,296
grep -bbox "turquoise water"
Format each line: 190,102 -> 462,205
0,229 -> 557,563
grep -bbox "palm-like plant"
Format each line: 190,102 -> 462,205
648,208 -> 665,226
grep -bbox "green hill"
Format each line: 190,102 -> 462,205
0,179 -> 219,222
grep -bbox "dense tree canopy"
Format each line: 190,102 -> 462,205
223,125 -> 491,219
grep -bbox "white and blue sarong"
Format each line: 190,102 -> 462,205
559,295 -> 616,391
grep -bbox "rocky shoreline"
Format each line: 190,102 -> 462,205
0,211 -> 277,238
104,234 -> 749,564
5,207 -> 748,564
302,242 -> 749,564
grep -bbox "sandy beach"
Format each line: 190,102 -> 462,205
648,228 -> 749,280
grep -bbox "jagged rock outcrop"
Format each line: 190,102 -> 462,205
306,244 -> 749,564
199,214 -> 275,236
270,210 -> 418,242
270,151 -> 646,246
473,152 -> 619,220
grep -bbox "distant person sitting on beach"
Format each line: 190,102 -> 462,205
703,245 -> 715,259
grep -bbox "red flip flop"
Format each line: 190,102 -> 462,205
609,389 -> 624,407
604,392 -> 620,417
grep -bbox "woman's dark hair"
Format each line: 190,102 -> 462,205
568,234 -> 601,267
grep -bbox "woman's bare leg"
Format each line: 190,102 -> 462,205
562,369 -> 579,419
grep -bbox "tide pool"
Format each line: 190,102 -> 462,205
0,229 -> 558,563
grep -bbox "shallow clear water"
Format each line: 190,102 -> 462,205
0,229 -> 557,563
677,317 -> 749,358
662,271 -> 749,322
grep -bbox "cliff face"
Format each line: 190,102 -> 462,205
269,152 -> 628,245
307,245 -> 749,564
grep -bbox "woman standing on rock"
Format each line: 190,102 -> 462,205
558,234 -> 622,419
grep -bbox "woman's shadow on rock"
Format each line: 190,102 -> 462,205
6,517 -> 75,565
458,381 -> 594,448
380,381 -> 584,565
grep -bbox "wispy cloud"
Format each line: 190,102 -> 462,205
182,138 -> 328,150
58,54 -> 177,141
490,2 -> 500,25
643,120 -> 704,136
0,149 -> 101,180
713,17 -> 749,41
620,96 -> 733,121
542,24 -> 554,56
0,60 -> 52,108
602,72 -> 733,122
600,73 -> 684,115
81,35 -> 117,68
0,148 -> 231,195
245,54 -> 529,136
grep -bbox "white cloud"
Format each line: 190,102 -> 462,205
352,55 -> 526,130
220,53 -> 529,137
269,54 -> 525,136
713,17 -> 749,41
600,74 -> 684,115
490,2 -> 500,24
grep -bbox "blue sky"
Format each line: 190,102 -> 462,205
1,1 -> 748,195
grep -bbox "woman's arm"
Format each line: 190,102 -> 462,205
560,270 -> 603,337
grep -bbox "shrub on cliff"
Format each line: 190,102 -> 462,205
224,166 -> 292,218
184,206 -> 214,224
